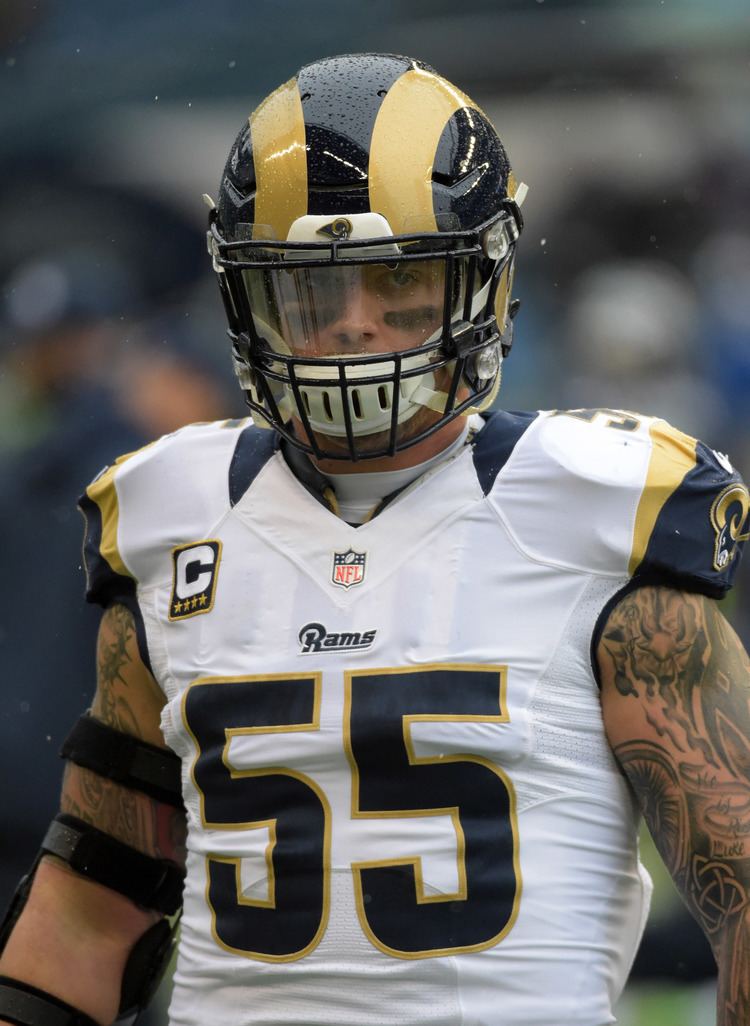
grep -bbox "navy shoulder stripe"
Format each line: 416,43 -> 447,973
79,491 -> 136,608
471,410 -> 538,495
228,424 -> 278,506
78,492 -> 153,674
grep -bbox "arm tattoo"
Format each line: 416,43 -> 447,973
92,603 -> 143,737
601,587 -> 750,1026
60,604 -> 187,867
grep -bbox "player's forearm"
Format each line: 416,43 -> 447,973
613,746 -> 750,1025
714,912 -> 750,1026
599,587 -> 750,1026
0,858 -> 157,1025
664,850 -> 750,1026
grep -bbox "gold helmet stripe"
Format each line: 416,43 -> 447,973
84,454 -> 137,581
369,66 -> 481,234
628,420 -> 697,575
250,77 -> 308,240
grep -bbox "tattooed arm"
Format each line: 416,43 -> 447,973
0,604 -> 186,1024
62,603 -> 186,860
598,585 -> 750,1026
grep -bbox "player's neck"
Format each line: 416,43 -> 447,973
308,417 -> 467,475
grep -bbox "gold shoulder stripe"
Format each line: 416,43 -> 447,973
85,452 -> 139,580
628,420 -> 698,575
369,66 -> 480,234
250,77 -> 308,241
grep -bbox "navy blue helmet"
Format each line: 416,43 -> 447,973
208,53 -> 525,460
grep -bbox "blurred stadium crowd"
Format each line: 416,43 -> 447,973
1,2 -> 748,1023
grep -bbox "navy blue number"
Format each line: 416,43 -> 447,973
185,667 -> 518,961
348,666 -> 519,956
184,676 -> 328,961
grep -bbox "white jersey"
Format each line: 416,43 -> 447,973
80,408 -> 746,1026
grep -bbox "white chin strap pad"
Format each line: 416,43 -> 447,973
282,355 -> 447,438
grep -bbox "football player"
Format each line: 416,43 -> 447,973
1,53 -> 749,1026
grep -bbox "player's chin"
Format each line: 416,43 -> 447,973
294,406 -> 444,457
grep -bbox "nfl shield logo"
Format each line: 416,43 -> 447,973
331,549 -> 367,589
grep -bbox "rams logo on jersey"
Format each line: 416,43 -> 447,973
298,621 -> 377,654
710,484 -> 750,571
169,540 -> 222,620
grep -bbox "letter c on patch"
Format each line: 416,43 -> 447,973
176,544 -> 217,599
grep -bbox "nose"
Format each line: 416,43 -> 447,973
326,287 -> 381,350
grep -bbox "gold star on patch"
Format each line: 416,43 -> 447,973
168,539 -> 222,621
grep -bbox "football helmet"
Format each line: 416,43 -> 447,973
208,53 -> 525,460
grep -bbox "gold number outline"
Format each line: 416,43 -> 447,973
344,662 -> 522,959
182,672 -> 331,963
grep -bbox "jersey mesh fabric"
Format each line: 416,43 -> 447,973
527,574 -> 630,799
170,871 -> 463,1026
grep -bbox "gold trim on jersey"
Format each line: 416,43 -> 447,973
83,452 -> 140,581
344,662 -> 521,959
629,420 -> 698,576
368,66 -> 480,234
250,77 -> 308,241
182,672 -> 330,963
205,820 -> 277,912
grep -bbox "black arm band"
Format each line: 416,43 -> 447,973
61,715 -> 183,808
42,815 -> 184,916
0,977 -> 99,1026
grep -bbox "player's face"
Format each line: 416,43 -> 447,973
299,263 -> 461,456
242,258 -> 468,460
275,260 -> 446,358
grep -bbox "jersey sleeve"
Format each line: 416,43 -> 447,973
77,420 -> 269,610
488,409 -> 748,598
78,452 -> 140,608
630,425 -> 749,598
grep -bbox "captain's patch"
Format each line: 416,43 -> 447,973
169,540 -> 222,620
711,484 -> 750,571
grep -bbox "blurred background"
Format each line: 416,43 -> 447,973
1,2 -> 748,1023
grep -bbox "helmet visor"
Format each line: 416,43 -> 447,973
240,258 -> 464,359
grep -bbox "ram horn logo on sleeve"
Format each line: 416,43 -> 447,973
710,484 -> 750,571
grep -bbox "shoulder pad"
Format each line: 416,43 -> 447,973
78,420 -> 274,606
490,409 -> 748,594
